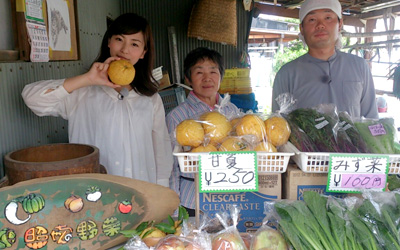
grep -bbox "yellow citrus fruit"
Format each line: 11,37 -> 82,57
236,114 -> 266,142
230,117 -> 241,128
254,141 -> 277,152
176,119 -> 205,147
219,137 -> 251,151
191,144 -> 218,152
140,227 -> 166,239
264,116 -> 291,147
108,59 -> 136,85
200,112 -> 232,145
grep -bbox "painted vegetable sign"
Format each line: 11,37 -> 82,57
0,173 -> 179,249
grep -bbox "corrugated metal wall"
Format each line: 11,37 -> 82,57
0,0 -> 120,179
0,0 -> 250,179
121,0 -> 250,82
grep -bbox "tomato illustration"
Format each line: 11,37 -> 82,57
118,200 -> 132,214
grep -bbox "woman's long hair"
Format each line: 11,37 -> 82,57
95,13 -> 158,96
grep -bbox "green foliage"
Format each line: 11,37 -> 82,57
272,40 -> 307,76
275,191 -> 400,250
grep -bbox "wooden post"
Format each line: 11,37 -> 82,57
195,173 -> 200,227
365,19 -> 377,68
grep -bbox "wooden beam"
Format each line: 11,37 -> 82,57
343,16 -> 365,27
254,3 -> 299,18
254,3 -> 365,27
344,39 -> 400,49
342,30 -> 400,37
250,34 -> 282,38
357,5 -> 400,19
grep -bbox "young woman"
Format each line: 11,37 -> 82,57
22,13 -> 173,187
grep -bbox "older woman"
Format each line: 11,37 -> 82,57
166,47 -> 239,216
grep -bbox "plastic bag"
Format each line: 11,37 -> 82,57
274,93 -> 317,152
153,234 -> 203,250
201,205 -> 248,250
123,235 -> 151,250
357,190 -> 400,249
287,105 -> 340,152
249,223 -> 288,250
338,111 -> 370,153
317,104 -> 360,153
353,117 -> 400,154
173,94 -> 242,152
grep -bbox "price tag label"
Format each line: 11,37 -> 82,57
199,151 -> 258,193
327,154 -> 389,193
369,123 -> 386,136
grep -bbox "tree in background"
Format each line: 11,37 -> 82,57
271,18 -> 307,84
272,40 -> 307,78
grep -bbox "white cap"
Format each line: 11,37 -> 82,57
299,0 -> 342,23
298,0 -> 343,49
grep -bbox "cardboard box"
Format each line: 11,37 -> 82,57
224,68 -> 251,78
283,164 -> 347,200
158,71 -> 172,90
198,173 -> 281,233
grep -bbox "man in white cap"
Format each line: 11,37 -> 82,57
272,0 -> 378,119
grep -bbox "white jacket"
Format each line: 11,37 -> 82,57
22,79 -> 173,187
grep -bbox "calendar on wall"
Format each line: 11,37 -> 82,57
15,0 -> 78,61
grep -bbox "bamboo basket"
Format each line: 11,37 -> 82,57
187,0 -> 237,46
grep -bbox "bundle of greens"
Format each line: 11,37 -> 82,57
354,118 -> 400,154
288,108 -> 340,152
273,191 -> 400,250
336,127 -> 363,153
282,113 -> 318,152
357,192 -> 400,250
338,111 -> 371,153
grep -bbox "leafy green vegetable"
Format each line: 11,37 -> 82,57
275,199 -> 334,250
354,118 -> 399,154
274,191 -> 400,250
283,113 -> 318,152
387,175 -> 400,191
357,195 -> 400,250
288,108 -> 339,152
303,191 -> 341,250
338,111 -> 370,153
347,210 -> 381,250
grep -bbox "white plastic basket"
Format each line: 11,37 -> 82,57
173,147 -> 293,174
281,142 -> 400,174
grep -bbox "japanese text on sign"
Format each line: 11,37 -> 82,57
199,152 -> 258,193
327,154 -> 389,193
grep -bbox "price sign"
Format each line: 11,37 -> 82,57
327,154 -> 389,193
199,151 -> 258,193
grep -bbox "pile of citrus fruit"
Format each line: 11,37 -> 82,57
175,112 -> 291,153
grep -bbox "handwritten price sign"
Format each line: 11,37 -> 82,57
327,154 -> 389,193
199,151 -> 258,193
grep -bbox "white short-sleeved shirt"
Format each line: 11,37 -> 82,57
22,79 -> 173,187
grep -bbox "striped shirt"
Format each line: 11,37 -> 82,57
166,91 -> 240,209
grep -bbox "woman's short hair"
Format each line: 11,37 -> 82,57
184,47 -> 225,81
